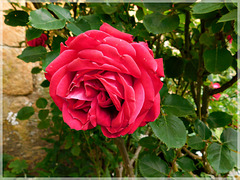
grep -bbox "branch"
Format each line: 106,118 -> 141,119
201,143 -> 216,175
209,74 -> 239,95
130,145 -> 142,166
201,86 -> 210,122
182,146 -> 202,160
184,10 -> 191,59
130,126 -> 151,166
114,137 -> 135,177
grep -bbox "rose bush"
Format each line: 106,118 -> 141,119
45,23 -> 164,138
27,33 -> 48,47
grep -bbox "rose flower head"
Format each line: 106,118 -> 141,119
27,33 -> 48,47
210,82 -> 221,101
45,23 -> 164,138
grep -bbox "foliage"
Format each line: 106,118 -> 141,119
4,1 -> 239,178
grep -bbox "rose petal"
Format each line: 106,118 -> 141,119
56,72 -> 75,98
63,103 -> 94,130
155,58 -> 165,77
67,57 -> 121,73
65,36 -> 76,46
100,23 -> 133,43
68,108 -> 88,125
143,93 -> 160,124
66,86 -> 93,101
96,104 -> 111,127
69,33 -> 100,52
85,30 -> 110,42
97,91 -> 113,108
49,65 -> 68,110
103,37 -> 136,58
45,50 -> 78,81
131,43 -> 158,72
87,98 -> 98,127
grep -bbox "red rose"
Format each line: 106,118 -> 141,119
45,23 -> 164,138
27,33 -> 47,47
227,35 -> 233,44
210,82 -> 221,101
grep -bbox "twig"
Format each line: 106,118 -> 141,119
130,145 -> 142,166
181,81 -> 190,96
184,10 -> 191,59
130,126 -> 151,166
114,137 -> 135,177
209,74 -> 239,95
182,146 -> 202,160
201,143 -> 216,175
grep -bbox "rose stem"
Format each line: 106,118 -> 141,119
114,137 -> 135,177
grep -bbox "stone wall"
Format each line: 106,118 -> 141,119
1,2 -> 52,170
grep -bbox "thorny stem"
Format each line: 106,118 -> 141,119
83,131 -> 101,177
114,137 -> 135,177
182,146 -> 202,160
201,143 -> 216,175
196,19 -> 205,120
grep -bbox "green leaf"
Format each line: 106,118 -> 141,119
225,3 -> 237,11
36,98 -> 48,108
211,19 -> 224,33
192,3 -> 224,14
64,134 -> 73,149
188,136 -> 205,150
139,154 -> 169,177
164,57 -> 185,78
42,50 -> 60,71
199,32 -> 215,47
4,10 -> 29,26
40,80 -> 50,88
31,67 -> 42,74
162,94 -> 195,117
3,170 -> 16,177
207,143 -> 235,174
160,145 -> 175,162
9,160 -> 28,174
82,15 -> 102,30
218,9 -> 237,22
150,115 -> 187,148
138,137 -> 159,150
52,36 -> 66,50
29,8 -> 66,30
17,46 -> 47,63
143,3 -> 172,13
203,48 -> 233,74
47,4 -> 72,21
26,28 -> 43,41
177,156 -> 196,172
3,154 -> 14,170
67,19 -> 91,35
220,128 -> 238,151
207,111 -> 232,128
136,7 -> 144,21
17,106 -> 34,120
71,145 -> 81,156
38,110 -> 49,120
160,84 -> 168,100
184,59 -> 198,81
37,119 -> 50,129
101,4 -> 117,14
143,12 -> 179,34
194,119 -> 212,140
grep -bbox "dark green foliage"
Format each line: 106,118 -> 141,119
5,2 -> 238,178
